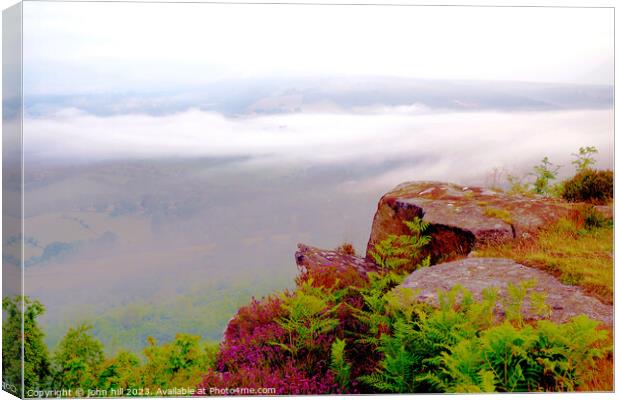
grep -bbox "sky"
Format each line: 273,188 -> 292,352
20,2 -> 614,184
23,2 -> 614,95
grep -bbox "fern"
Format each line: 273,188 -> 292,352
369,235 -> 411,270
330,339 -> 351,390
274,290 -> 338,357
359,317 -> 417,393
501,279 -> 536,327
357,281 -> 610,393
369,217 -> 431,273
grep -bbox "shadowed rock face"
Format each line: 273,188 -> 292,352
366,181 -> 575,263
401,257 -> 613,326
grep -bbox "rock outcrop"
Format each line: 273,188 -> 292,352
366,181 -> 575,263
295,243 -> 377,277
292,181 -> 612,327
401,257 -> 613,326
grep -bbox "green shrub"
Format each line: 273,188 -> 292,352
532,157 -> 560,196
504,147 -> 603,199
561,169 -> 613,204
580,205 -> 612,230
52,324 -> 105,391
572,146 -> 599,173
507,174 -> 533,197
2,296 -> 51,394
97,351 -> 141,391
140,334 -> 217,390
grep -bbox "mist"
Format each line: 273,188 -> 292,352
25,107 -> 613,186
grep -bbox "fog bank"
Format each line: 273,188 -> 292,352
25,108 -> 613,186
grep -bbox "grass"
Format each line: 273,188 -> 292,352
578,335 -> 614,392
463,190 -> 474,200
483,206 -> 513,225
477,216 -> 613,305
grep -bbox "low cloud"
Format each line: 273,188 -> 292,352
24,107 -> 613,186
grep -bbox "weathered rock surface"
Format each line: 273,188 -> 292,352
366,181 -> 575,263
401,257 -> 613,326
295,243 -> 377,276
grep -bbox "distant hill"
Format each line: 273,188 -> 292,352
24,76 -> 613,118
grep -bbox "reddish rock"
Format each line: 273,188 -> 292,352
366,181 -> 575,263
401,257 -> 613,326
295,243 -> 377,277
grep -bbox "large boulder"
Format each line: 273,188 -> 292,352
401,257 -> 613,326
366,181 -> 575,263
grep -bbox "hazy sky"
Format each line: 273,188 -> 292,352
23,3 -> 613,95
21,2 -> 614,182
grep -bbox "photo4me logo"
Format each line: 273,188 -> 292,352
197,387 -> 277,396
